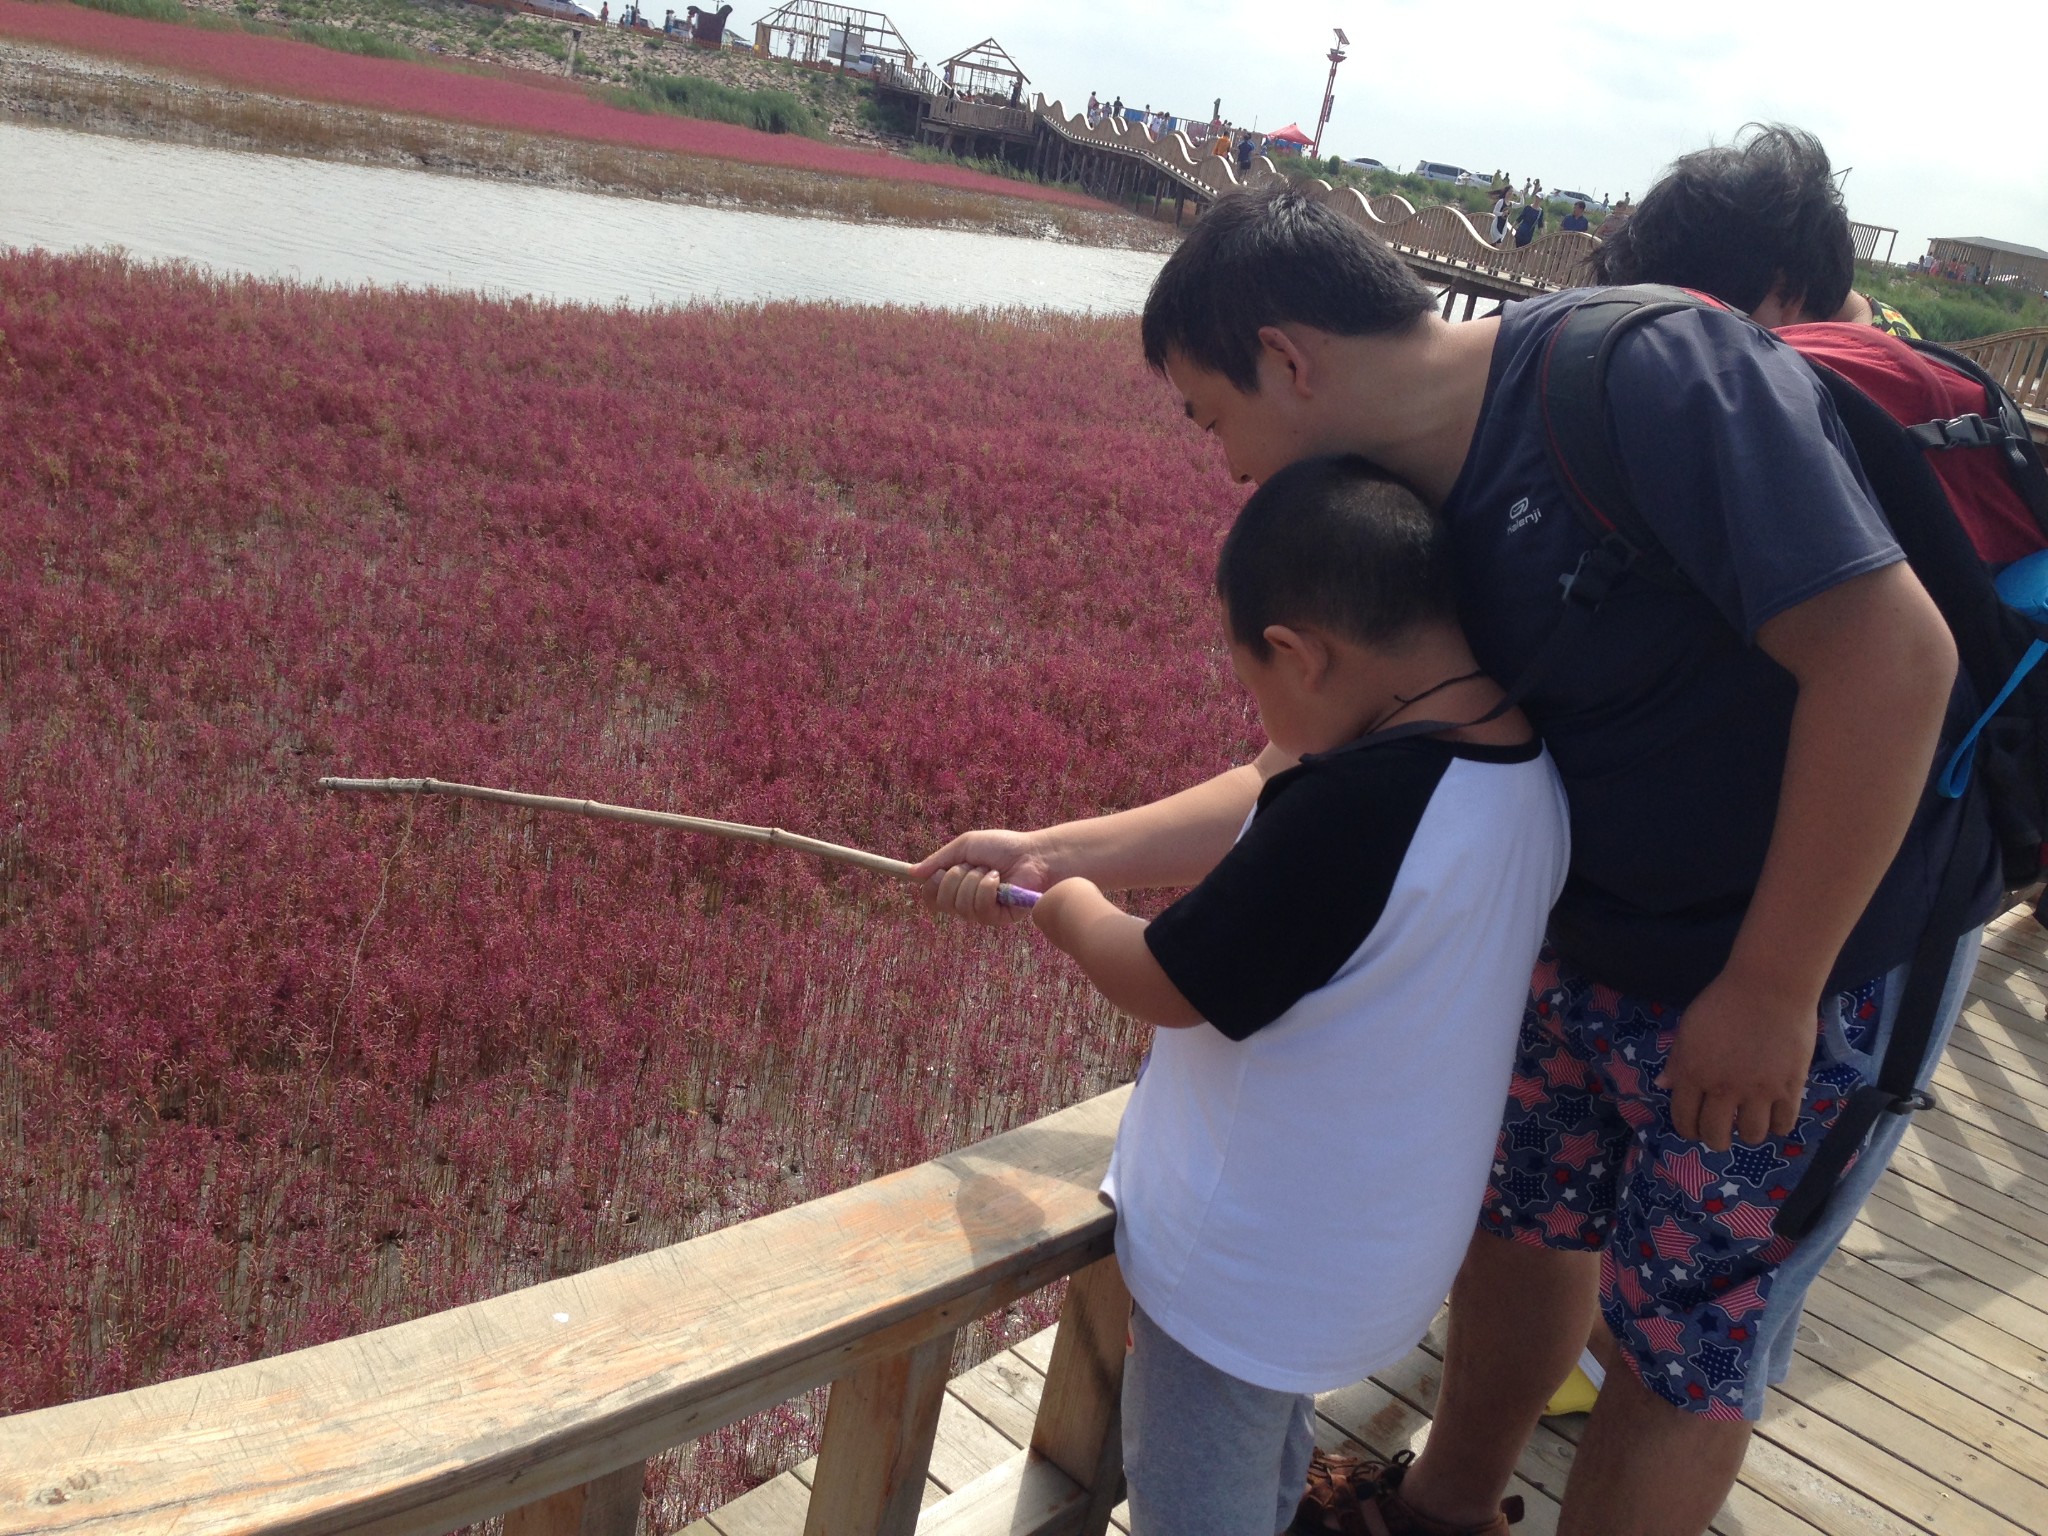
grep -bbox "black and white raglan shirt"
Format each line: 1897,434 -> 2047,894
1100,733 -> 1569,1394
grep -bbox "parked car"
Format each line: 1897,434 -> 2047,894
1348,157 -> 1388,173
1551,189 -> 1607,210
1414,161 -> 1469,183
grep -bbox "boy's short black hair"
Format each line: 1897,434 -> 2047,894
1218,455 -> 1455,659
1142,186 -> 1435,391
1590,123 -> 1853,319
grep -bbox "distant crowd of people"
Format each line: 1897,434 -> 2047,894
1483,173 -> 1632,249
1083,91 -> 1301,179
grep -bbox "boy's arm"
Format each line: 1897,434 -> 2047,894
1032,879 -> 1204,1027
913,742 -> 1295,922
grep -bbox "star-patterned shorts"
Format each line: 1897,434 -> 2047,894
1479,945 -> 1889,1422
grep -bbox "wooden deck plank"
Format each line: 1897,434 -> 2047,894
1789,1305 -> 2048,1502
1838,1219 -> 2048,1357
929,1391 -> 1030,1495
1820,1248 -> 2048,1393
1856,1188 -> 2048,1313
945,1347 -> 1049,1450
1895,1122 -> 2048,1210
1910,1102 -> 2048,1188
1769,1357 -> 2046,1534
701,1458 -> 817,1536
1880,1146 -> 2048,1248
1939,1040 -> 2048,1112
1801,1272 -> 2048,1440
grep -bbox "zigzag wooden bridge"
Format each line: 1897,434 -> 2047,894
6,902 -> 2048,1536
919,90 -> 1603,312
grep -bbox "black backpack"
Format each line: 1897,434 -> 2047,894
1534,285 -> 2048,1238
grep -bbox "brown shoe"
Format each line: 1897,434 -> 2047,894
1292,1448 -> 1524,1536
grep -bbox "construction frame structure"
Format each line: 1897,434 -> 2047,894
938,37 -> 1028,102
751,1 -> 919,84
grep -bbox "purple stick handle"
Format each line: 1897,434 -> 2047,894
997,883 -> 1042,909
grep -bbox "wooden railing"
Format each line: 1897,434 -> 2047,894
1946,326 -> 2048,414
0,1088 -> 1133,1536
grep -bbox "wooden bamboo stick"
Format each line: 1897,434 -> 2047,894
316,777 -> 1042,907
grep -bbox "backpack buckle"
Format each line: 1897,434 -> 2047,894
1558,541 -> 1634,610
1906,413 -> 2008,451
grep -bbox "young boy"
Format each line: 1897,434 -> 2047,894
926,455 -> 1569,1536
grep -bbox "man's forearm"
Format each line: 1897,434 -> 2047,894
1038,743 -> 1290,892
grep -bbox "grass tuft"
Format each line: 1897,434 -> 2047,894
615,73 -> 826,139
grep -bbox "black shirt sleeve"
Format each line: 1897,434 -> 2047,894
1142,741 -> 1456,1041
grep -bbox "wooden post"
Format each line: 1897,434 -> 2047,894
1028,1257 -> 1131,1536
803,1331 -> 955,1536
1441,284 -> 1457,319
1463,290 -> 1479,320
503,1461 -> 644,1536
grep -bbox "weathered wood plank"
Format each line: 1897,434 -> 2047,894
805,1333 -> 956,1536
948,1348 -> 1050,1449
1756,1383 -> 2033,1536
1839,1217 -> 2048,1354
1911,1102 -> 2048,1188
931,1390 -> 1031,1494
1028,1259 -> 1130,1536
914,1452 -> 1086,1536
704,1460 -> 817,1536
503,1461 -> 645,1536
1789,1289 -> 2048,1489
1880,1145 -> 2048,1248
1858,1187 -> 2048,1310
1770,1356 -> 2045,1533
1803,1271 -> 2048,1437
0,1086 -> 1128,1536
1821,1248 -> 2048,1392
1896,1122 -> 2048,1211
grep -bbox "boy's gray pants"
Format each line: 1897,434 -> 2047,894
1123,1302 -> 1317,1536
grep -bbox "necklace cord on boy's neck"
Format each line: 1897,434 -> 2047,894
1392,667 -> 1486,708
1364,668 -> 1501,737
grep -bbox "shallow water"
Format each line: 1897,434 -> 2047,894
0,120 -> 1169,311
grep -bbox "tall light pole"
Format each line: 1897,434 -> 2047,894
1311,27 -> 1348,160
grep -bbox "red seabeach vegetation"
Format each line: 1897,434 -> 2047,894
0,251 -> 1247,1519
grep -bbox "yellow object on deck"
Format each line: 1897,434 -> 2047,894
1543,1348 -> 1606,1416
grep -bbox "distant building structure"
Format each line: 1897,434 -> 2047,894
1925,235 -> 2048,291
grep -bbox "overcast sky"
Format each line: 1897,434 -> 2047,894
876,1 -> 2046,263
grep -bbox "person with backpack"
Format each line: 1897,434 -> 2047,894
916,182 -> 1999,1535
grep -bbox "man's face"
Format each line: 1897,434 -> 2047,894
1163,349 -> 1310,487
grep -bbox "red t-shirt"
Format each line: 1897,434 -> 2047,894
1780,322 -> 2043,565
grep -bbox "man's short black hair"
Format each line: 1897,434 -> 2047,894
1590,123 -> 1853,319
1217,455 -> 1455,659
1142,186 -> 1435,391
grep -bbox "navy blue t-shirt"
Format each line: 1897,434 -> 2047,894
1441,289 -> 1998,1003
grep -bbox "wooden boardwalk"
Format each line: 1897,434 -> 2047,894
691,905 -> 2048,1536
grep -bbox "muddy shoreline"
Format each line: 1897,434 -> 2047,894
0,40 -> 1181,252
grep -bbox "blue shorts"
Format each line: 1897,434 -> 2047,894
1479,931 -> 1980,1420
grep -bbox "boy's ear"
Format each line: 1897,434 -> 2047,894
1261,624 -> 1331,686
1255,325 -> 1317,399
